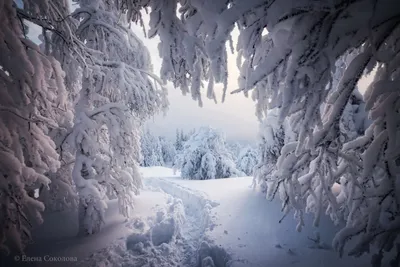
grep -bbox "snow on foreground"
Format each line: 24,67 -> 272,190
81,167 -> 369,267
21,167 -> 369,267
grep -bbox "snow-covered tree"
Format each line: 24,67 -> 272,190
236,146 -> 258,176
179,127 -> 244,180
174,128 -> 191,152
55,0 -> 167,235
0,0 -> 73,254
226,142 -> 243,162
159,137 -> 177,167
252,108 -> 287,191
174,129 -> 184,152
180,129 -> 190,143
173,128 -> 193,171
140,129 -> 164,167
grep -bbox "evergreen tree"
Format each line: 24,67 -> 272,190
236,147 -> 258,176
226,142 -> 243,162
175,129 -> 183,152
140,129 -> 164,167
159,137 -> 177,167
179,127 -> 244,180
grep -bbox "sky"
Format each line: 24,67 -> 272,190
130,17 -> 259,144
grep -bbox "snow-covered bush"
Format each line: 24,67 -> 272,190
179,127 -> 244,180
236,146 -> 258,176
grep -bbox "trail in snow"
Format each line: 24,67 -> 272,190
79,175 -> 229,267
161,176 -> 372,267
145,177 -> 229,267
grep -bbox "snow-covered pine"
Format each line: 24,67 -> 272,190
236,146 -> 258,176
173,128 -> 193,171
120,0 -> 400,262
179,127 -> 244,180
0,0 -> 72,254
140,129 -> 164,167
61,0 -> 167,235
159,136 -> 177,167
226,141 -> 243,162
175,129 -> 184,152
174,128 -> 191,152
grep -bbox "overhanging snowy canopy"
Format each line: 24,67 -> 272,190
120,0 -> 400,262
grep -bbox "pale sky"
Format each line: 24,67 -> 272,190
131,19 -> 259,143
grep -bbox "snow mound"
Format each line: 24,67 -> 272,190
126,195 -> 186,249
151,218 -> 176,246
198,241 -> 231,267
80,194 -> 186,267
126,232 -> 149,249
145,177 -> 219,231
144,177 -> 231,266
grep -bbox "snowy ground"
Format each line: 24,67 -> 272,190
9,166 -> 371,267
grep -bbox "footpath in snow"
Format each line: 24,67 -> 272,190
14,166 -> 370,267
82,166 -> 369,267
154,173 -> 370,267
79,166 -> 230,267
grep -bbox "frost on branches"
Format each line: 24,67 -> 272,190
61,0 -> 167,235
0,0 -> 72,254
122,0 -> 400,263
236,146 -> 258,176
253,108 -> 287,191
179,127 -> 244,180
